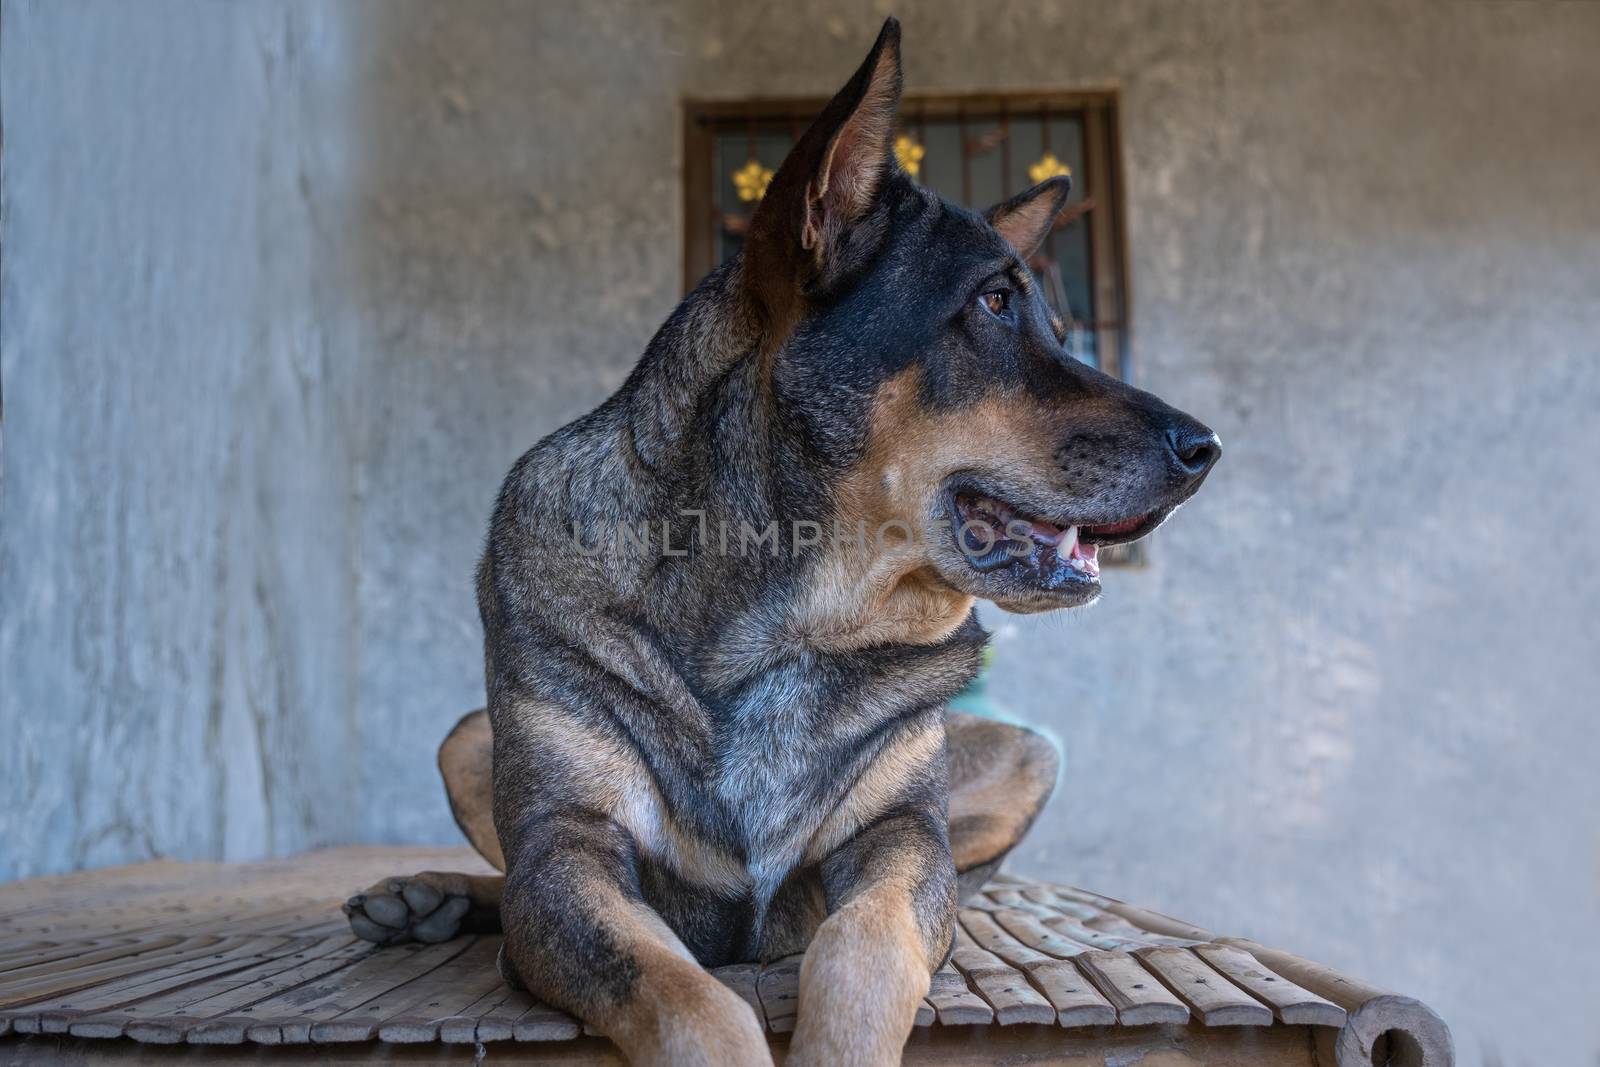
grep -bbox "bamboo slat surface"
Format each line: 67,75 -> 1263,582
0,847 -> 1451,1065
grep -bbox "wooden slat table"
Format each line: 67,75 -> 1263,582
0,847 -> 1452,1065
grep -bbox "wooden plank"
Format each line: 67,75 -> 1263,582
756,954 -> 801,1033
1040,915 -> 1147,952
0,861 -> 211,916
0,897 -> 325,953
240,938 -> 475,1043
984,871 -> 1030,885
712,962 -> 763,1025
925,963 -> 992,1025
0,849 -> 468,930
990,908 -> 1091,959
1074,950 -> 1190,1026
376,950 -> 514,1042
1044,884 -> 1119,909
0,883 -> 285,935
0,847 -> 487,938
1194,944 -> 1347,1028
948,928 -> 1054,1025
80,938 -> 362,1043
14,936 -> 295,1035
0,1022 -> 1330,1065
436,985 -> 525,1043
982,888 -> 1062,921
960,909 -> 1063,972
510,999 -> 584,1042
1219,938 -> 1452,1067
23,937 -> 291,1010
0,935 -> 235,1009
0,939 -> 140,975
1025,891 -> 1114,929
0,851 -> 1439,1057
1103,898 -> 1217,943
1025,887 -> 1202,946
0,937 -> 193,1001
958,911 -> 1115,1028
179,943 -> 379,1044
1134,946 -> 1273,1026
1001,903 -> 1185,1029
1216,937 -> 1387,1012
311,937 -> 497,1042
464,989 -> 534,1043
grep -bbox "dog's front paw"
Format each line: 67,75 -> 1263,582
342,874 -> 471,945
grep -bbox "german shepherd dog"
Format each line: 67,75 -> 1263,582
344,18 -> 1218,1065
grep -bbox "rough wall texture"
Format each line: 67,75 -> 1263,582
2,2 -> 1596,1064
0,2 -> 365,868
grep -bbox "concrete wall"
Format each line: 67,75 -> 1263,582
1,2 -> 365,868
3,2 -> 1597,1063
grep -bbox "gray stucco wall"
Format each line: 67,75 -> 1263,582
2,2 -> 1596,1064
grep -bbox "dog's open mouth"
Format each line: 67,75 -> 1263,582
947,489 -> 1164,590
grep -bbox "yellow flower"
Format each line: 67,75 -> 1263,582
894,134 -> 926,177
1028,152 -> 1072,184
732,158 -> 774,203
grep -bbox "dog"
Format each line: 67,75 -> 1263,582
343,18 -> 1218,1066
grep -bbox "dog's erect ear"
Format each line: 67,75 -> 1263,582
985,176 -> 1073,260
792,18 -> 902,257
745,18 -> 902,307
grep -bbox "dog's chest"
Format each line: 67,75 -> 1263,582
692,657 -> 939,900
706,664 -> 844,890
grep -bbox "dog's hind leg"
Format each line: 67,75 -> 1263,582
437,709 -> 506,870
344,710 -> 506,944
947,712 -> 1060,901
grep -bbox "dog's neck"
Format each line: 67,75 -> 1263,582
616,259 -> 977,671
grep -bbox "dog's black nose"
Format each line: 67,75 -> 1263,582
1165,419 -> 1221,485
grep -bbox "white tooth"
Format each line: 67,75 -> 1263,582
1056,525 -> 1079,560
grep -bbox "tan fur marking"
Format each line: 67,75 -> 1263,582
788,884 -> 930,1067
613,950 -> 769,1067
989,178 -> 1073,259
1013,265 -> 1035,297
438,710 -> 505,870
792,367 -> 1065,652
507,704 -> 751,895
947,712 -> 1060,870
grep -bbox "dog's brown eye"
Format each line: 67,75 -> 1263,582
980,289 -> 1010,316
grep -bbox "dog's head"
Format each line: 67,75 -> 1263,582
744,19 -> 1219,614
